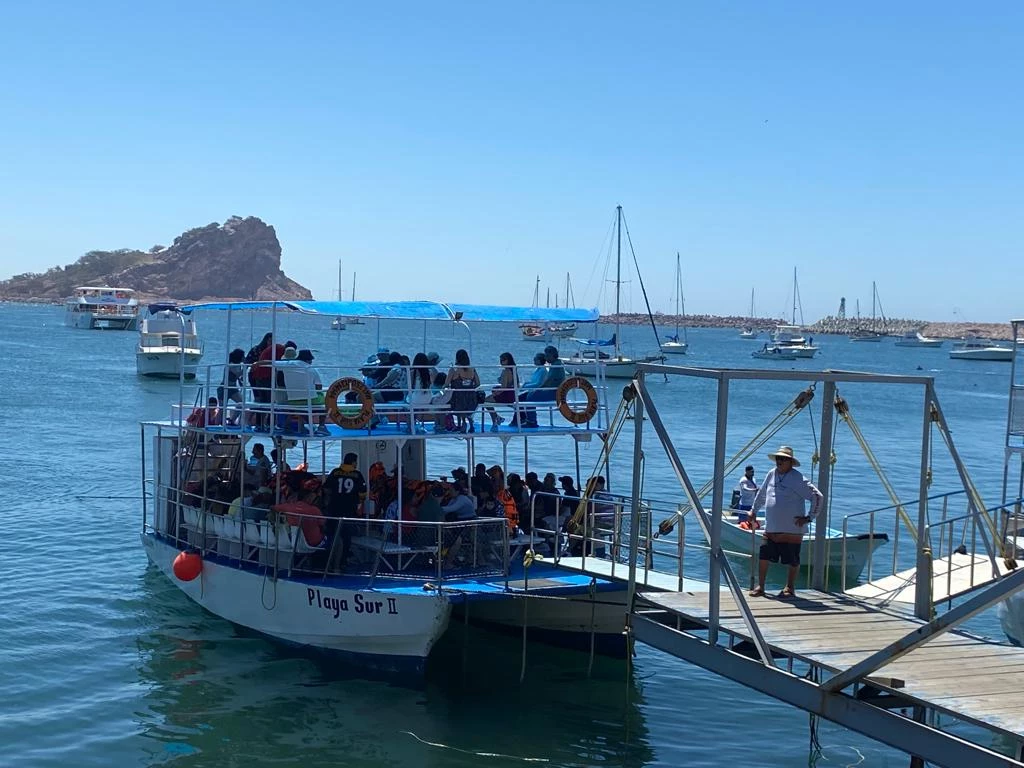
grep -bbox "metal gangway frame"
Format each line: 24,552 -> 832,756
617,362 -> 1024,768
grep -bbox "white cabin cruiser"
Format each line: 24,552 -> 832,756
64,286 -> 139,330
949,335 -> 1013,361
895,330 -> 944,348
136,304 -> 203,379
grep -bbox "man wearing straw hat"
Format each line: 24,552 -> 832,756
748,446 -> 823,598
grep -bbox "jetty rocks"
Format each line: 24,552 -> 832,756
0,216 -> 312,303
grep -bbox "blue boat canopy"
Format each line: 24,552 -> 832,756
181,299 -> 599,323
570,333 -> 617,347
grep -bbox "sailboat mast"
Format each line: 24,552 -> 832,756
792,267 -> 797,325
674,253 -> 681,336
352,272 -> 357,302
615,205 -> 622,354
337,259 -> 343,301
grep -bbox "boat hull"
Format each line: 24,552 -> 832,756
66,311 -> 137,330
563,353 -> 665,379
659,342 -> 688,355
751,346 -> 817,360
949,349 -> 1013,361
136,350 -> 202,378
142,533 -> 451,673
456,588 -> 629,656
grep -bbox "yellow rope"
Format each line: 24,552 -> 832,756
833,395 -> 919,543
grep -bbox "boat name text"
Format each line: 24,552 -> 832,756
307,588 -> 398,619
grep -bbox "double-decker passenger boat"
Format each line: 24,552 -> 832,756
140,298 -> 675,675
64,286 -> 139,329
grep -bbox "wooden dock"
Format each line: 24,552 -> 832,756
634,587 -> 1024,766
846,552 -> 1012,605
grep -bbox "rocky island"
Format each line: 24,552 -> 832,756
0,216 -> 312,304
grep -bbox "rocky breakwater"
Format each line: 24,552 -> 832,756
0,216 -> 312,303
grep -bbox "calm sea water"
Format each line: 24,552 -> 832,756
2,303 -> 1016,767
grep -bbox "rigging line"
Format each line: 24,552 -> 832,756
833,394 -> 918,543
655,386 -> 817,531
620,212 -> 664,350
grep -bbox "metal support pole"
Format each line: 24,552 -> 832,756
814,380 -> 836,590
626,380 -> 644,615
708,374 -> 729,644
915,383 -> 934,620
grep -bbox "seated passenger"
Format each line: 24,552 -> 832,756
243,442 -> 272,490
442,484 -> 477,522
187,397 -> 222,428
516,352 -> 548,427
277,349 -> 329,435
372,352 -> 408,403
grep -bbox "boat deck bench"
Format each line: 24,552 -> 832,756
351,534 -> 436,572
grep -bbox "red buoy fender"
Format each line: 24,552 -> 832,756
173,551 -> 203,581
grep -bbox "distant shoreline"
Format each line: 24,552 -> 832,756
0,299 -> 1014,340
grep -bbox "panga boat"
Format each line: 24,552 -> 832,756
64,286 -> 139,330
719,509 -> 889,584
140,297 -> 654,676
136,303 -> 203,379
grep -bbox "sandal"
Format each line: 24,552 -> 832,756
778,587 -> 796,599
748,587 -> 765,597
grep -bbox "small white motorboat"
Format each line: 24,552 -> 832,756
895,330 -> 944,348
136,303 -> 203,379
949,335 -> 1013,361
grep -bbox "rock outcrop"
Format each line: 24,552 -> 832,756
0,216 -> 312,303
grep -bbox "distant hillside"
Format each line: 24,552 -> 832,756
0,216 -> 312,303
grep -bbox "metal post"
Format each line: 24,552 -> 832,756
915,384 -> 934,620
626,380 -> 644,614
813,380 -> 836,590
708,374 -> 729,644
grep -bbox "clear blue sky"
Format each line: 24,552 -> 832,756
1,2 -> 1021,322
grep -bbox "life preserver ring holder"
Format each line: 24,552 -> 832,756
556,376 -> 599,424
325,377 -> 376,430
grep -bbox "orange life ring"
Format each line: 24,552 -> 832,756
556,376 -> 598,424
325,377 -> 375,429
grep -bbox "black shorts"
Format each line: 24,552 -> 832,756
759,538 -> 801,566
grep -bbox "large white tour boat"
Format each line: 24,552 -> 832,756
64,286 -> 139,330
140,298 -> 670,675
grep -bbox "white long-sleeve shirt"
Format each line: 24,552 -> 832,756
736,476 -> 759,508
750,467 -> 823,534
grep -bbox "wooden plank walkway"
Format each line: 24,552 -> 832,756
846,553 -> 1011,604
639,588 -> 1024,738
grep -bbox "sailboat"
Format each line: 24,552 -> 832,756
850,282 -> 885,341
330,260 -> 346,331
739,287 -> 759,339
563,206 -> 665,378
660,253 -> 688,354
347,272 -> 366,325
751,268 -> 817,360
520,274 -> 578,341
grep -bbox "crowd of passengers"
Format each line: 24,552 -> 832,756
182,443 -> 620,570
186,335 -> 571,433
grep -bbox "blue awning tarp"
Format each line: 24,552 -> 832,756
570,333 -> 617,347
181,299 -> 599,323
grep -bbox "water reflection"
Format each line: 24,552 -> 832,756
133,568 -> 652,767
